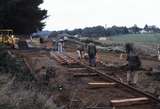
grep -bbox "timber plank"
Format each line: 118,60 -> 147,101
110,97 -> 149,107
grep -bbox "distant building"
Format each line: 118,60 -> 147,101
32,31 -> 51,38
79,37 -> 88,40
98,37 -> 107,41
57,33 -> 72,38
64,36 -> 68,40
57,33 -> 72,41
140,30 -> 148,34
73,34 -> 81,38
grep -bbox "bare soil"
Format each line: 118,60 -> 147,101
1,41 -> 160,109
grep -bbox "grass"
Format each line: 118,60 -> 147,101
110,33 -> 160,44
0,51 -> 35,81
0,104 -> 16,109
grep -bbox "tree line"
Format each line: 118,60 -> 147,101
50,24 -> 160,38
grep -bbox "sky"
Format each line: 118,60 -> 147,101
40,0 -> 160,31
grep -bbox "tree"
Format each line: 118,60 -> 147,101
105,26 -> 129,36
144,24 -> 149,32
0,0 -> 48,35
71,29 -> 82,35
129,24 -> 141,34
48,31 -> 58,38
149,25 -> 160,33
81,26 -> 106,37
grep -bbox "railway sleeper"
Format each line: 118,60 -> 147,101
68,68 -> 87,71
80,63 -> 160,104
110,97 -> 150,107
87,82 -> 117,89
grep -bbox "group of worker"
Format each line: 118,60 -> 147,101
54,39 -> 145,86
76,42 -> 97,67
76,42 -> 142,85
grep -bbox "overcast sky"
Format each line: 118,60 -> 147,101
40,0 -> 160,31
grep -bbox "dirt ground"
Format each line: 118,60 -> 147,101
0,49 -> 157,109
65,43 -> 160,98
1,40 -> 160,109
98,52 -> 160,95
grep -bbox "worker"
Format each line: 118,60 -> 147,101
126,43 -> 141,85
54,39 -> 59,51
88,42 -> 97,67
57,38 -> 64,53
76,45 -> 84,60
80,44 -> 84,58
84,44 -> 88,60
125,43 -> 133,54
76,46 -> 82,60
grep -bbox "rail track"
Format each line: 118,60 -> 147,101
12,49 -> 160,109
50,52 -> 160,109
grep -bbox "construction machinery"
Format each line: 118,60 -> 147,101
0,29 -> 18,48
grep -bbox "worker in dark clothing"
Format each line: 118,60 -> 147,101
80,45 -> 84,58
126,43 -> 141,85
125,43 -> 133,54
88,43 -> 97,67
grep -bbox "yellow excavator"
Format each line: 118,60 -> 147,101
0,29 -> 18,48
